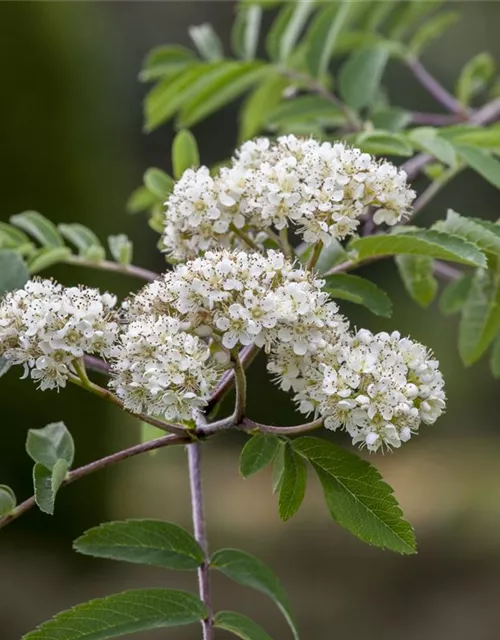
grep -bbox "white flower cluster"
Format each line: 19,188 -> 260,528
162,135 -> 415,260
0,278 -> 118,390
269,328 -> 446,452
124,249 -> 348,356
109,316 -> 218,422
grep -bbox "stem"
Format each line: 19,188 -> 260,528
0,432 -> 189,530
65,255 -> 159,282
410,111 -> 462,126
307,241 -> 323,271
434,261 -> 462,281
279,228 -> 294,260
69,373 -> 189,437
206,345 -> 259,414
231,349 -> 247,424
410,165 -> 463,220
241,417 -> 324,435
230,225 -> 262,252
406,56 -> 466,115
187,443 -> 214,640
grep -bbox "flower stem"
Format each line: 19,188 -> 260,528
405,56 -> 466,115
65,255 -> 159,282
230,225 -> 262,252
187,443 -> 214,640
0,432 -> 189,530
231,349 -> 247,424
307,241 -> 323,271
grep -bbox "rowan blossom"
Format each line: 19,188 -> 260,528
0,278 -> 118,390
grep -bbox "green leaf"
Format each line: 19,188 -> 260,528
490,334 -> 500,378
408,11 -> 459,58
27,247 -> 72,274
144,168 -> 175,199
455,144 -> 500,190
33,459 -> 68,515
272,441 -> 285,495
0,222 -> 33,251
387,0 -> 443,40
144,63 -> 211,132
279,444 -> 306,522
172,129 -> 200,180
26,421 -> 75,470
10,211 -> 64,248
459,267 -> 500,365
22,589 -> 207,640
177,62 -> 268,128
211,548 -> 298,640
440,124 -> 500,151
267,95 -> 344,128
74,519 -> 204,570
58,223 -> 104,259
371,107 -> 412,132
140,45 -> 196,82
126,186 -> 159,214
189,23 -> 224,61
214,611 -> 273,640
232,5 -> 263,61
456,53 -> 495,106
292,437 -> 416,554
266,4 -> 294,62
434,209 -> 500,256
395,255 -> 438,307
324,274 -> 393,317
0,485 -> 16,516
350,230 -> 487,268
0,250 -> 30,295
0,356 -> 12,378
240,434 -> 280,478
339,45 -> 389,111
239,73 -> 288,142
357,130 -> 413,156
439,273 -> 472,316
279,0 -> 314,62
408,127 -> 457,166
108,234 -> 133,266
306,2 -> 355,78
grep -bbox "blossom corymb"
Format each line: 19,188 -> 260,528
123,249 -> 348,356
161,135 -> 416,260
268,328 -> 446,452
0,278 -> 118,390
109,315 -> 219,422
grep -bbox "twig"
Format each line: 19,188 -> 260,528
307,241 -> 323,271
410,112 -> 462,127
433,261 -> 462,281
406,57 -> 466,116
65,255 -> 159,283
410,165 -> 463,220
231,349 -> 247,424
206,345 -> 259,413
241,417 -> 324,435
187,443 -> 214,640
0,432 -> 189,530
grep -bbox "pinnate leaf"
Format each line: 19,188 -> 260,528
211,548 -> 298,640
22,589 -> 207,639
214,611 -> 273,640
356,130 -> 413,157
395,255 -> 438,307
27,247 -> 72,274
339,45 -> 389,110
58,223 -> 103,257
408,127 -> 457,166
350,230 -> 486,268
456,53 -> 495,106
279,444 -> 306,522
188,23 -> 224,61
172,129 -> 200,179
0,250 -> 30,295
306,2 -> 354,78
140,45 -> 196,82
74,519 -> 204,570
455,144 -> 500,190
26,421 -> 74,470
459,267 -> 500,365
292,437 -> 416,554
240,434 -> 280,478
490,335 -> 500,378
144,168 -> 174,199
324,274 -> 392,317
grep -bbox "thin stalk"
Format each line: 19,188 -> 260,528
65,255 -> 159,282
410,112 -> 461,126
307,241 -> 323,270
230,225 -> 262,252
0,432 -> 189,530
410,165 -> 463,220
231,349 -> 247,424
187,443 -> 214,640
406,56 -> 466,115
241,417 -> 324,435
279,228 -> 294,261
206,345 -> 259,414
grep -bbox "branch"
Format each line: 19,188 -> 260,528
187,443 -> 214,639
406,57 -> 466,116
65,256 -> 159,283
0,432 -> 189,530
241,417 -> 324,435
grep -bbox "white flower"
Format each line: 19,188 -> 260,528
109,315 -> 218,422
123,249 -> 348,357
268,328 -> 446,452
162,136 -> 415,260
0,278 -> 118,390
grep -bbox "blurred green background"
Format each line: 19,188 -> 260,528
2,2 -> 500,638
